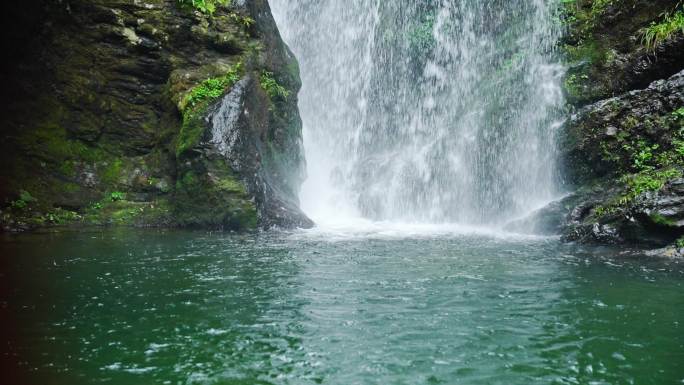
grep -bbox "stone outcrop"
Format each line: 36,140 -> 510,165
0,0 -> 312,231
512,1 -> 684,251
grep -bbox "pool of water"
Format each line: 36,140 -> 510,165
1,228 -> 683,385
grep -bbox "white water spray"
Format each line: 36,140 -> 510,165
271,0 -> 565,229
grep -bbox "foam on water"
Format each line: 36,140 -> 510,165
290,217 -> 556,243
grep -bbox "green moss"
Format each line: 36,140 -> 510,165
101,159 -> 123,185
285,60 -> 300,83
58,160 -> 77,178
83,199 -> 173,227
625,168 -> 681,196
180,170 -> 198,187
44,208 -> 82,225
215,177 -> 247,193
173,167 -> 257,230
673,107 -> 684,121
176,110 -> 207,157
21,120 -> 106,165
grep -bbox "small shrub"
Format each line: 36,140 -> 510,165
260,71 -> 290,100
624,168 -> 681,197
110,191 -> 125,202
10,190 -> 36,210
677,236 -> 684,248
230,13 -> 255,28
45,208 -> 81,225
641,5 -> 684,52
673,107 -> 684,120
633,141 -> 659,171
176,0 -> 230,15
181,63 -> 243,113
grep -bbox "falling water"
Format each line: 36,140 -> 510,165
271,0 -> 565,227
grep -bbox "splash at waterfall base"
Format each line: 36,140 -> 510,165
272,1 -> 565,228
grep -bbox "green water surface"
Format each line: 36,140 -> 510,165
1,229 -> 683,385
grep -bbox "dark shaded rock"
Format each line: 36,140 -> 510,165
563,0 -> 684,106
0,0 -> 311,231
562,70 -> 684,185
555,1 -> 684,250
527,68 -> 684,248
504,187 -> 613,236
528,175 -> 684,247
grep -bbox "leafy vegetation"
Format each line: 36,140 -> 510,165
677,236 -> 684,248
641,4 -> 684,52
673,107 -> 684,121
230,13 -> 255,28
110,191 -> 126,202
592,110 -> 684,218
182,63 -> 243,112
176,0 -> 230,15
560,0 -> 618,32
45,208 -> 81,225
176,63 -> 244,157
260,71 -> 290,101
10,190 -> 36,210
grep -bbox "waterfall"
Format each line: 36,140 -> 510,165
271,0 -> 565,227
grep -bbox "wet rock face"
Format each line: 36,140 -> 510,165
562,70 -> 684,185
558,177 -> 684,246
0,0 -> 311,230
529,1 -> 684,250
521,71 -> 684,248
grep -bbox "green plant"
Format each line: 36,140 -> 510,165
633,140 -> 659,171
230,13 -> 255,28
260,71 -> 290,100
176,0 -> 230,15
677,236 -> 684,248
10,190 -> 36,210
673,107 -> 684,120
181,63 -> 243,112
176,63 -> 244,157
641,5 -> 684,52
110,191 -> 126,202
45,208 -> 81,225
624,168 -> 681,197
594,168 -> 682,218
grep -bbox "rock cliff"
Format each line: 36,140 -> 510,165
512,0 -> 684,254
0,0 -> 312,231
